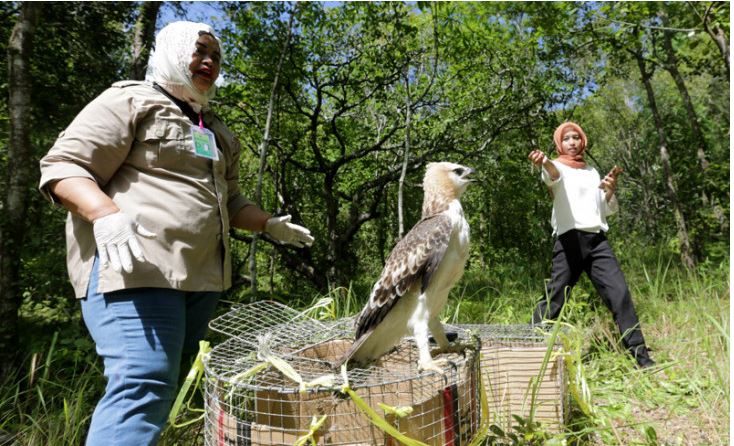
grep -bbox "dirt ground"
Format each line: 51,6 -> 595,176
585,400 -> 728,446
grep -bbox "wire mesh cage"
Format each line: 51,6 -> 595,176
456,324 -> 568,433
203,301 -> 482,446
208,300 -> 350,348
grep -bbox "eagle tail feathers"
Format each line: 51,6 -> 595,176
334,332 -> 370,371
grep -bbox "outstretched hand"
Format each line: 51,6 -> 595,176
599,165 -> 622,191
528,149 -> 548,167
528,149 -> 560,181
264,215 -> 314,248
600,165 -> 623,201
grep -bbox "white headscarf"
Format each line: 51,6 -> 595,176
145,21 -> 222,112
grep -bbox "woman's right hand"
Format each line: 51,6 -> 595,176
93,212 -> 156,273
528,149 -> 548,166
528,149 -> 560,181
49,177 -> 154,272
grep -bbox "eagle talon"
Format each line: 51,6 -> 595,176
446,340 -> 474,354
431,340 -> 473,357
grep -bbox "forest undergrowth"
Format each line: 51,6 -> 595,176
0,248 -> 728,446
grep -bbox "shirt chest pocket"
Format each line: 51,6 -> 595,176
130,119 -> 188,168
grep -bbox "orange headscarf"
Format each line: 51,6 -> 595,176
553,121 -> 587,169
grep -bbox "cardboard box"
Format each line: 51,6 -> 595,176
479,343 -> 567,432
384,379 -> 477,446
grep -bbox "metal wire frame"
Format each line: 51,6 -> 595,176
203,301 -> 483,445
205,325 -> 479,391
203,337 -> 480,445
208,300 -> 347,347
457,323 -> 561,344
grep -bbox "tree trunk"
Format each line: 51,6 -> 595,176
660,14 -> 708,166
1,2 -> 40,380
660,12 -> 728,238
702,2 -> 729,78
397,71 -> 411,239
633,50 -> 696,269
130,1 -> 161,80
248,8 -> 295,295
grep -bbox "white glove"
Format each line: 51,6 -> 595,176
264,215 -> 314,248
93,212 -> 156,273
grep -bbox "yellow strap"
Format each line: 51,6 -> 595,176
261,351 -> 336,392
168,340 -> 211,427
340,364 -> 428,446
230,361 -> 269,383
294,415 -> 327,446
340,361 -> 350,393
341,360 -> 491,446
343,386 -> 429,446
175,338 -> 490,446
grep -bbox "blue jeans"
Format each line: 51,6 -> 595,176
81,258 -> 220,446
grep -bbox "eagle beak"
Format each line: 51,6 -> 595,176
464,167 -> 476,182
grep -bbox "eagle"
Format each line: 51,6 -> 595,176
340,162 -> 474,374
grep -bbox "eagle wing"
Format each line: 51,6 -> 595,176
354,213 -> 453,340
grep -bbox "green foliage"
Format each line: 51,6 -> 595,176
212,1 -> 730,297
461,247 -> 727,446
2,2 -> 729,442
0,329 -> 101,445
222,2 -> 568,295
483,416 -> 559,445
2,2 -> 727,303
4,1 -> 140,342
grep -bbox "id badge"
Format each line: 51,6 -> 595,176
191,126 -> 219,160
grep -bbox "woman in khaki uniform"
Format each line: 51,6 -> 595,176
39,22 -> 313,445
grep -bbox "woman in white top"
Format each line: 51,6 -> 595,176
528,121 -> 654,368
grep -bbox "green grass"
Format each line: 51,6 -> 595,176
452,256 -> 729,446
1,250 -> 729,445
0,333 -> 99,445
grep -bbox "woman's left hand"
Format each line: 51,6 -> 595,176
599,165 -> 622,192
264,215 -> 314,248
599,166 -> 622,201
599,173 -> 617,193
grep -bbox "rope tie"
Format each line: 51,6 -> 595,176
378,403 -> 414,418
257,334 -> 336,393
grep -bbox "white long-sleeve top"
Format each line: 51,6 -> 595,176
541,160 -> 618,236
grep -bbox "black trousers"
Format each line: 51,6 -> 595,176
532,229 -> 647,350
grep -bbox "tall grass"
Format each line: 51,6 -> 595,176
439,249 -> 729,445
1,249 -> 728,445
0,332 -> 99,446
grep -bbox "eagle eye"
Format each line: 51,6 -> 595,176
452,167 -> 465,175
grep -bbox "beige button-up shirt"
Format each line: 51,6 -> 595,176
39,81 -> 252,297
